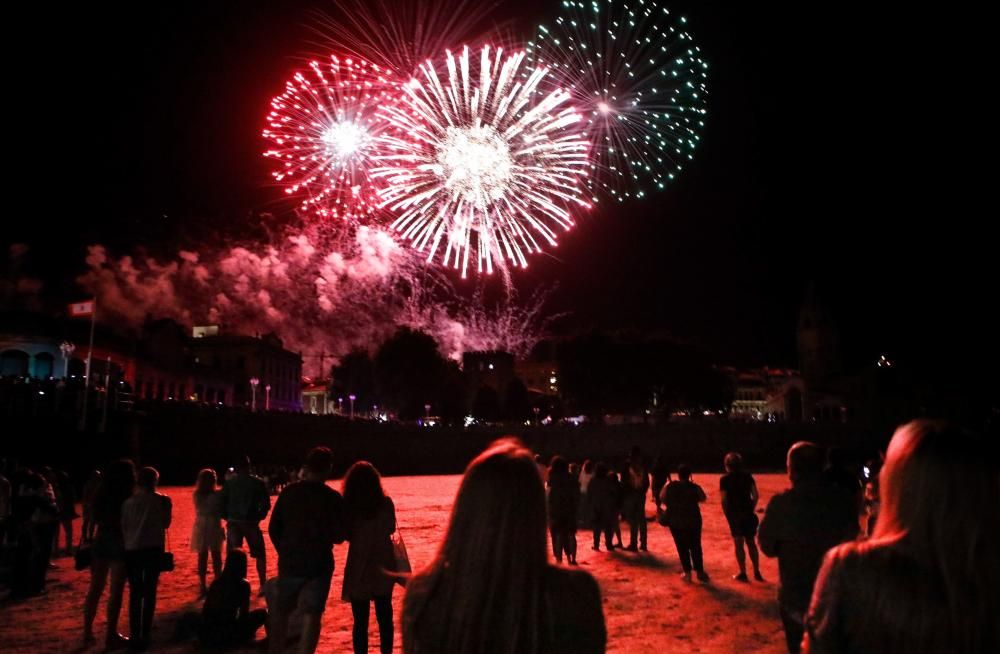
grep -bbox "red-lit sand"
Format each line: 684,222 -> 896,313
1,474 -> 789,653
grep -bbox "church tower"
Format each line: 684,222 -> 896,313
797,283 -> 841,387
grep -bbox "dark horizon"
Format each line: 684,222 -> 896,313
3,1 -> 989,377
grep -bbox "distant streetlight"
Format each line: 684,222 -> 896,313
349,393 -> 356,420
250,377 -> 260,412
424,403 -> 431,420
265,384 -> 272,411
337,397 -> 344,414
533,406 -> 541,425
59,342 -> 76,378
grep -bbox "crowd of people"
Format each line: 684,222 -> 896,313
1,418 -> 997,653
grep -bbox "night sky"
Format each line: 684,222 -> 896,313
5,1 -> 988,374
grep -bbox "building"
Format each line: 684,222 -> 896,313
188,329 -> 302,411
301,378 -> 333,415
727,367 -> 805,422
514,359 -> 559,397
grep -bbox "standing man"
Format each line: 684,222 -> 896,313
623,446 -> 650,551
758,442 -> 859,654
221,456 -> 271,595
268,446 -> 346,654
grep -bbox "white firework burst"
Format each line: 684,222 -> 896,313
372,45 -> 592,278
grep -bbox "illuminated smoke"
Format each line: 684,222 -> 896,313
77,226 -> 550,376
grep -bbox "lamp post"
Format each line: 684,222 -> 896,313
265,384 -> 271,411
59,342 -> 75,378
250,377 -> 259,412
348,394 -> 356,420
533,406 -> 541,425
424,403 -> 431,421
337,397 -> 343,415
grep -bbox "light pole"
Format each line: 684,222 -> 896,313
533,406 -> 541,425
265,384 -> 271,411
424,403 -> 431,421
250,377 -> 259,412
59,342 -> 75,378
337,397 -> 343,415
348,393 -> 356,420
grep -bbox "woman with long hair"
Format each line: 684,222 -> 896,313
804,420 -> 1000,653
403,438 -> 606,654
192,468 -> 225,596
342,461 -> 397,654
82,459 -> 136,649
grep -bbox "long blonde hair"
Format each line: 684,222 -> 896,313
403,438 -> 549,654
873,420 -> 1000,651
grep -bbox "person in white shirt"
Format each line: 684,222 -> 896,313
121,467 -> 172,650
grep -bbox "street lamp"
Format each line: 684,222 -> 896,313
337,397 -> 343,415
250,377 -> 259,412
533,406 -> 541,425
424,403 -> 431,421
348,393 -> 356,420
59,342 -> 76,378
265,384 -> 271,411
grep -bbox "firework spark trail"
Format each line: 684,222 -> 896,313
527,0 -> 709,203
262,56 -> 401,223
372,45 -> 591,278
314,0 -> 510,78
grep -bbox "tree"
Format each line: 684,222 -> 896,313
374,327 -> 459,420
330,349 -> 376,408
471,385 -> 500,422
502,378 -> 530,422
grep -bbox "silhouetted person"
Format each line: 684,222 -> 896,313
83,459 -> 135,649
50,468 -> 77,557
10,469 -> 58,598
191,468 -> 224,596
268,446 -> 346,654
0,471 -> 10,546
587,463 -> 618,551
122,466 -> 172,650
198,548 -> 268,647
623,446 -> 649,551
578,460 -> 595,528
804,421 -> 1000,654
650,455 -> 670,513
547,456 -> 580,564
81,469 -> 102,543
720,452 -> 763,581
342,461 -> 397,654
822,447 -> 863,513
659,464 -> 709,582
220,455 -> 271,595
402,438 -> 606,654
759,442 -> 858,654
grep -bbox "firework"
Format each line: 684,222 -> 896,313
314,0 -> 509,77
372,45 -> 591,278
262,56 -> 400,222
527,0 -> 709,202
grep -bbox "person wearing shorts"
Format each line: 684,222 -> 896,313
720,452 -> 763,582
267,447 -> 346,654
220,456 -> 271,595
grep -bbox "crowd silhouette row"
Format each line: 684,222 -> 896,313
1,419 -> 997,653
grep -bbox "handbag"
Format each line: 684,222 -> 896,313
159,530 -> 175,573
391,520 -> 411,586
